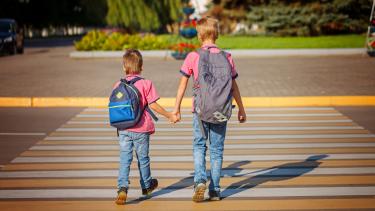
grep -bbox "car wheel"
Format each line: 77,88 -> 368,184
10,43 -> 17,55
17,46 -> 24,54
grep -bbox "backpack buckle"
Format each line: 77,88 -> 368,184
213,111 -> 228,122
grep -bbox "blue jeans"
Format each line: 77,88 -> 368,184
118,130 -> 151,189
193,113 -> 227,192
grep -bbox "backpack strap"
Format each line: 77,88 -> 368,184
145,106 -> 159,122
121,76 -> 159,122
120,76 -> 144,85
129,77 -> 144,84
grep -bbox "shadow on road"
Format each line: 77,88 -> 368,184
127,161 -> 250,204
127,154 -> 328,203
221,154 -> 328,199
24,36 -> 82,48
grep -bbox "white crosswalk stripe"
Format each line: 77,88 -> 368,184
1,107 -> 375,210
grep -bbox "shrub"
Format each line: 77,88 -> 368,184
74,30 -> 170,51
246,0 -> 372,36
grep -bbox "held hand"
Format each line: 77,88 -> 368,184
238,109 -> 246,123
172,109 -> 181,122
168,113 -> 179,124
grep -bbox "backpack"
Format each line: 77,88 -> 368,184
193,46 -> 233,126
108,77 -> 158,130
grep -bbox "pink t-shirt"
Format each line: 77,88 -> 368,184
180,44 -> 238,80
180,44 -> 238,110
113,74 -> 160,134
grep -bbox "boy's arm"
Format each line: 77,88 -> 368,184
149,102 -> 177,123
232,79 -> 246,123
173,76 -> 189,120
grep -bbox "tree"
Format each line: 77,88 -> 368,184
106,0 -> 181,32
245,0 -> 373,36
0,0 -> 107,28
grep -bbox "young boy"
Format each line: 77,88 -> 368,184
115,49 -> 178,205
173,17 -> 246,202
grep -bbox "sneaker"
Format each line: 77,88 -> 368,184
192,182 -> 206,202
208,190 -> 221,201
144,178 -> 158,196
115,187 -> 128,205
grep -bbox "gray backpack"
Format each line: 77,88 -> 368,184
193,46 -> 233,128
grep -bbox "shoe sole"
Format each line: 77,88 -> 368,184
192,184 -> 206,202
209,197 -> 221,201
115,191 -> 127,205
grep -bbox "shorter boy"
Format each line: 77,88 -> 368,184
114,49 -> 177,205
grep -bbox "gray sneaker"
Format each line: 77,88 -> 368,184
208,190 -> 221,201
192,182 -> 206,202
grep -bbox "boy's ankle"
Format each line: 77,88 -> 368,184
117,187 -> 128,194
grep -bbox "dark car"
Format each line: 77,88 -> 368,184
0,19 -> 24,55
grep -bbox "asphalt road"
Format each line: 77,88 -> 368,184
0,106 -> 374,166
0,108 -> 82,165
0,44 -> 374,165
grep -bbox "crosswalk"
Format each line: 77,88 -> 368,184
1,107 -> 375,210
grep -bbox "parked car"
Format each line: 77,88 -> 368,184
0,19 -> 24,55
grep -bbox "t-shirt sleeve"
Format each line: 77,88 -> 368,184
226,53 -> 238,79
145,81 -> 160,104
179,52 -> 196,78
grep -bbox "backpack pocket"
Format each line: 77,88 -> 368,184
109,101 -> 134,124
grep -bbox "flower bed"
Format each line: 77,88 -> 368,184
170,42 -> 199,59
74,30 -> 170,51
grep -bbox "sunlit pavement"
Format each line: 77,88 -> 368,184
1,107 -> 375,210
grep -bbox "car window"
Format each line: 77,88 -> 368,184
0,22 -> 12,33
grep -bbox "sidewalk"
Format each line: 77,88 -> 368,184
70,48 -> 367,59
0,46 -> 374,106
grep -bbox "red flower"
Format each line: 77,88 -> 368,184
192,19 -> 197,27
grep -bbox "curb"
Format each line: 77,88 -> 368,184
1,96 -> 375,108
69,49 -> 367,59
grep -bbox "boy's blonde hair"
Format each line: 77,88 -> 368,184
196,17 -> 219,42
123,49 -> 143,75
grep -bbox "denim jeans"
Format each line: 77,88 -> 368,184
193,113 -> 227,192
118,130 -> 151,189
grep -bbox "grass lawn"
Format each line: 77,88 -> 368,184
162,34 -> 366,49
215,34 -> 366,49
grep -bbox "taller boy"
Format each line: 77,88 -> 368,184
173,17 -> 247,202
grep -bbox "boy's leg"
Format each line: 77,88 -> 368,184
133,132 -> 152,189
118,130 -> 134,189
192,113 -> 209,202
193,113 -> 209,185
208,122 -> 227,198
137,159 -> 146,191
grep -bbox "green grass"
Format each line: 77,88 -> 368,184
215,34 -> 366,49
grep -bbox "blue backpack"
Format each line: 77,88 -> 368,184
108,77 -> 158,130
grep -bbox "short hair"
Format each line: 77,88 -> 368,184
196,17 -> 219,42
123,49 -> 143,75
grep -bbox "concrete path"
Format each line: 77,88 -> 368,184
0,47 -> 375,97
70,48 -> 367,59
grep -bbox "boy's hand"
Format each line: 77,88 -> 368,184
172,109 -> 181,122
238,109 -> 246,123
168,113 -> 179,124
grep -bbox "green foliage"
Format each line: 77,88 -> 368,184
106,0 -> 182,32
216,34 -> 366,49
75,31 -> 365,50
246,0 -> 372,36
74,30 -> 170,51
